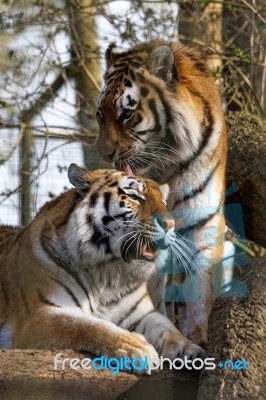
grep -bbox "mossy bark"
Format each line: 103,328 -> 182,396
198,255 -> 266,400
226,112 -> 266,248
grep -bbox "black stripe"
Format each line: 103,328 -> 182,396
103,282 -> 143,307
138,76 -> 173,127
126,95 -> 137,107
174,161 -> 221,207
90,192 -> 98,208
149,98 -> 161,132
104,192 -> 111,214
128,181 -> 136,188
127,309 -> 156,332
109,181 -> 118,187
90,222 -> 112,253
40,228 -> 93,312
114,62 -> 127,68
113,211 -> 133,220
99,236 -> 112,253
178,89 -> 215,171
106,67 -> 127,80
102,215 -> 114,225
140,87 -> 148,97
185,52 -> 211,77
178,205 -> 222,237
37,289 -> 61,308
87,214 -> 93,225
52,278 -> 83,309
129,69 -> 136,80
88,218 -> 113,254
133,134 -> 147,144
135,128 -> 158,136
124,79 -> 133,87
118,293 -> 146,326
154,86 -> 173,124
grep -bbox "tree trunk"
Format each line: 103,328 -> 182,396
20,125 -> 32,226
178,1 -> 223,73
198,255 -> 266,400
68,0 -> 110,170
226,112 -> 266,248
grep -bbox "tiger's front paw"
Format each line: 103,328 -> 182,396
157,329 -> 205,360
107,331 -> 159,374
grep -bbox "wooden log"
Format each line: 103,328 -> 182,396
0,349 -> 201,400
0,350 -> 138,400
226,112 -> 266,248
198,255 -> 266,400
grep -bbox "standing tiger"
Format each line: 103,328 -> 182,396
97,40 -> 227,350
0,164 -> 204,368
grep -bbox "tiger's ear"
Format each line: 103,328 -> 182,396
147,45 -> 175,83
159,183 -> 170,205
105,43 -> 116,67
68,163 -> 90,195
105,43 -> 124,67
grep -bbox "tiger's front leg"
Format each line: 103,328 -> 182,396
13,308 -> 159,372
178,269 -> 214,349
177,213 -> 225,349
134,310 -> 205,360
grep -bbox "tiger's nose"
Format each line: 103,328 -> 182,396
100,149 -> 116,162
158,217 -> 175,232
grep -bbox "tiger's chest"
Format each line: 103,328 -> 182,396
86,259 -> 156,323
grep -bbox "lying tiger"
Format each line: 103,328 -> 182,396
0,164 -> 203,370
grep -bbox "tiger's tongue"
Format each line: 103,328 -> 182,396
115,162 -> 134,175
141,243 -> 157,260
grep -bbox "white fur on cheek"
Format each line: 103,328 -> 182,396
116,84 -> 139,119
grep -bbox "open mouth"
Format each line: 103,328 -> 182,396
122,238 -> 157,262
140,242 -> 157,260
115,161 -> 135,175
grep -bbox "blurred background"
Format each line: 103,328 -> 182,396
0,0 -> 265,289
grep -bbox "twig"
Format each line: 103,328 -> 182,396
21,66 -> 73,123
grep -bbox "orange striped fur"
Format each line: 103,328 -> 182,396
97,40 -> 227,349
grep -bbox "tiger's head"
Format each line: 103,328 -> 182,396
97,41 -> 222,183
67,164 -> 175,264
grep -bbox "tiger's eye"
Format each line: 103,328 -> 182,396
124,109 -> 133,118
